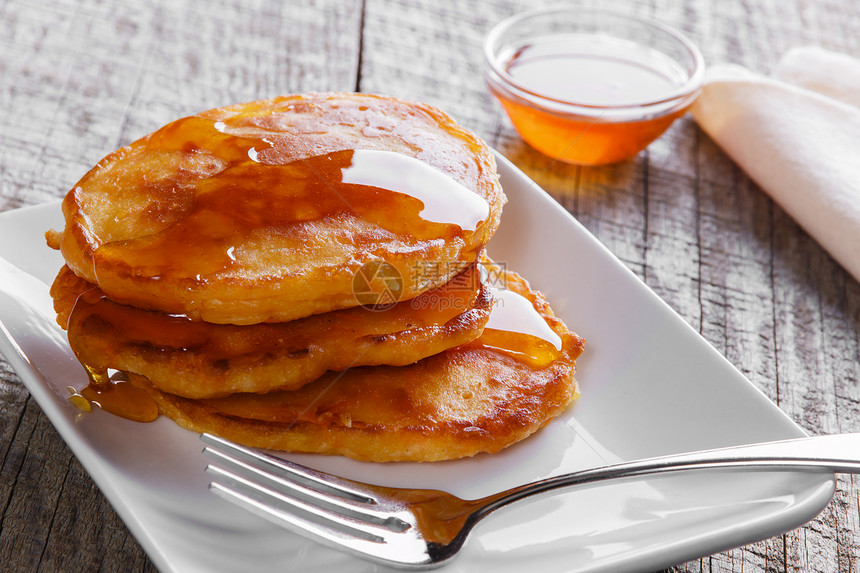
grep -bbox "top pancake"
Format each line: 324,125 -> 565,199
53,92 -> 506,324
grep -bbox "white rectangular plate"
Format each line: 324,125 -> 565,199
0,155 -> 834,573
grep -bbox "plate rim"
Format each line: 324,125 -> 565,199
0,154 -> 837,572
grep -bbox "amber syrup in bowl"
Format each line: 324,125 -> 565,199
484,8 -> 704,165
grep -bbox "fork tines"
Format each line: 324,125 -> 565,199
201,433 -> 413,548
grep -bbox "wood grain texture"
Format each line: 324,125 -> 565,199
0,0 -> 363,570
1,0 -> 860,571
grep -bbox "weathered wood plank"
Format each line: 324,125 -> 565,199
0,0 -> 364,571
664,0 -> 860,571
36,453 -> 158,573
0,399 -> 74,569
2,0 -> 860,571
361,2 -> 860,573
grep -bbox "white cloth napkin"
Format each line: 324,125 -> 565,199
692,46 -> 860,282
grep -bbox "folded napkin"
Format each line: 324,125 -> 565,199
692,46 -> 860,282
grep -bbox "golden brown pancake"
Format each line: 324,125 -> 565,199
52,92 -> 506,325
127,267 -> 585,462
51,262 -> 492,399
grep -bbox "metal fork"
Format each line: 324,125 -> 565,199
201,432 -> 860,569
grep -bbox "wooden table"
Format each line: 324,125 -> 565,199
1,0 -> 859,571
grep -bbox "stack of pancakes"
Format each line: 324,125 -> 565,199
47,93 -> 585,462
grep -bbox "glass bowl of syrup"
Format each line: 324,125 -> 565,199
484,8 -> 705,165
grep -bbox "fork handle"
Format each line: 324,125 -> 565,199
479,433 -> 860,517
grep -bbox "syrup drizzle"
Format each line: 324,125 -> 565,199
62,263 -> 487,422
65,289 -> 161,422
200,287 -> 568,423
473,287 -> 563,368
79,377 -> 159,423
340,149 -> 489,232
92,116 -> 490,282
66,366 -> 159,423
63,263 -> 484,376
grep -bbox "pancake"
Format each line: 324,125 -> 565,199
127,266 -> 585,462
51,262 -> 492,399
52,92 -> 506,325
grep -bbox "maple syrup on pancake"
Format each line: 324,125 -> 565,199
201,285 -> 569,423
469,287 -> 563,368
63,286 -> 162,422
62,264 -> 487,422
91,116 -> 490,282
80,378 -> 159,423
490,35 -> 691,165
66,364 -> 159,423
61,114 -> 561,422
64,264 -> 484,367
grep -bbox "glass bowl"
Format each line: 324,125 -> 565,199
483,8 -> 705,165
